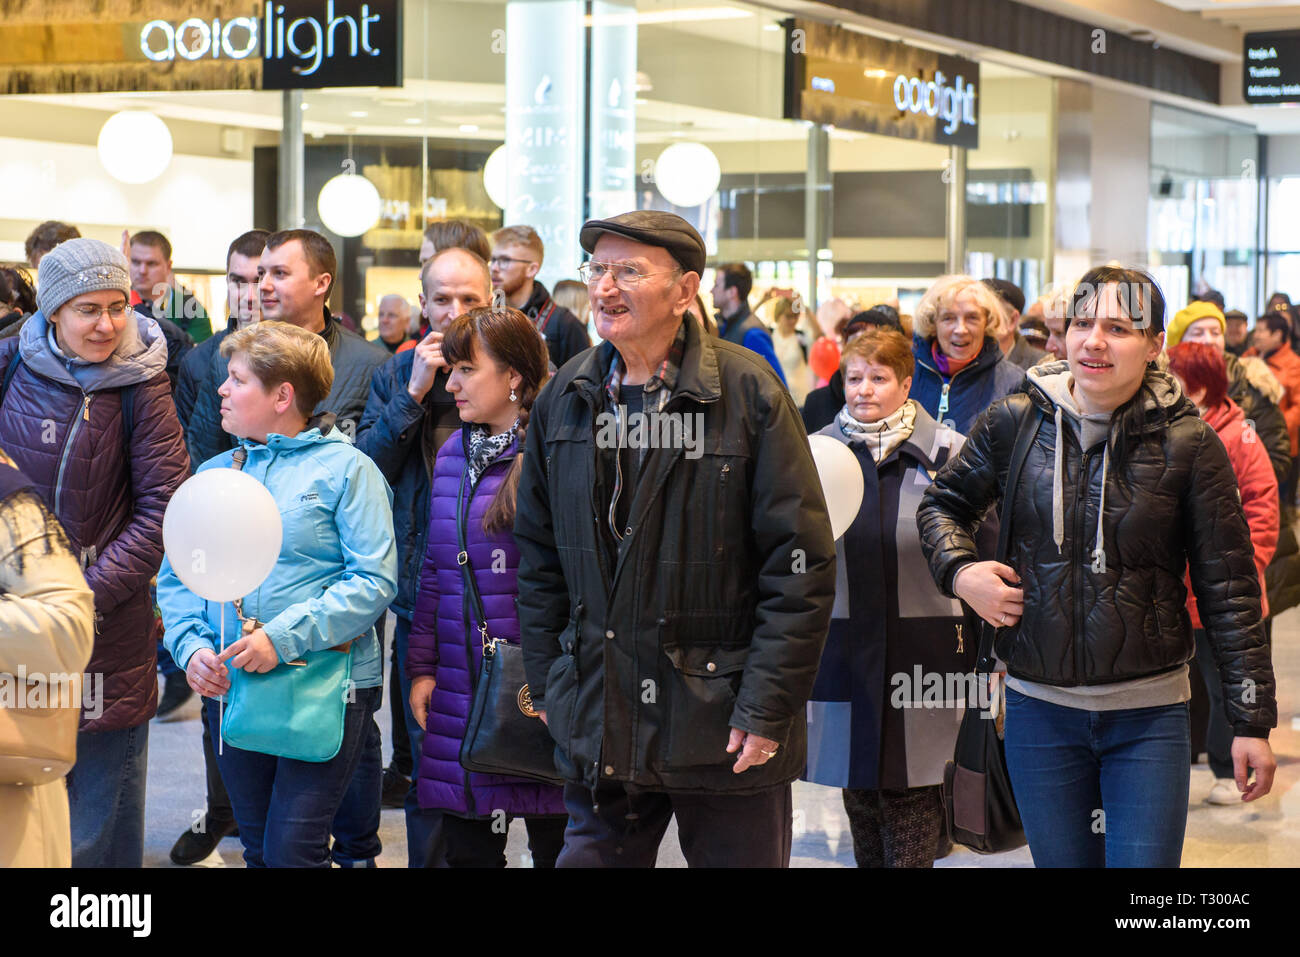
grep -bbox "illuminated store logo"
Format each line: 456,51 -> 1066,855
892,70 -> 976,135
140,0 -> 382,76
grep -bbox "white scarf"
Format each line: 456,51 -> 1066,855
836,399 -> 916,463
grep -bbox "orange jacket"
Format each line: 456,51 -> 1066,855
1186,398 -> 1279,628
1263,342 -> 1300,455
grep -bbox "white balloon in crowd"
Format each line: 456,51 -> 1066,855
808,435 -> 865,541
162,469 -> 283,603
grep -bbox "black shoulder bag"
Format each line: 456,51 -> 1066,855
942,407 -> 1040,854
455,468 -> 564,785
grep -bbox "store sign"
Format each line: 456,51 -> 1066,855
138,0 -> 401,88
783,18 -> 980,149
0,1 -> 400,94
1243,31 -> 1300,104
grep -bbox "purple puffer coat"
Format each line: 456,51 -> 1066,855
407,428 -> 566,818
0,312 -> 188,732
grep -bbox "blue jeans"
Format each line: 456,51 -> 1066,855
330,692 -> 383,867
1003,687 -> 1190,867
208,685 -> 382,868
67,723 -> 150,868
394,614 -> 446,867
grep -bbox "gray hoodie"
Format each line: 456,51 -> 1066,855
1006,360 -> 1191,712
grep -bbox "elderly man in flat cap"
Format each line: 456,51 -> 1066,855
515,211 -> 836,866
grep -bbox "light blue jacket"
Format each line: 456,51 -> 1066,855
158,420 -> 397,689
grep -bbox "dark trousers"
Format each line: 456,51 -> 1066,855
841,785 -> 944,868
1192,627 -> 1239,780
200,696 -> 235,824
208,685 -> 382,868
393,614 -> 448,867
328,616 -> 388,866
557,782 -> 793,867
443,813 -> 567,868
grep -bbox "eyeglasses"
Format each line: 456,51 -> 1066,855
67,301 -> 130,321
489,255 -> 534,268
578,261 -> 681,288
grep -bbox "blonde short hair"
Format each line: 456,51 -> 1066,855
220,321 -> 334,418
912,274 -> 1009,341
492,225 -> 544,263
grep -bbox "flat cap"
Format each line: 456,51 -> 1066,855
580,210 -> 706,276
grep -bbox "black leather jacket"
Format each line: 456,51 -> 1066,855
917,367 -> 1275,736
515,317 -> 836,792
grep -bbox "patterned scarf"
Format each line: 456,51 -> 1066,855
466,420 -> 518,489
837,399 -> 917,464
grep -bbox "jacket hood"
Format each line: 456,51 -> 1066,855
238,413 -> 351,453
1203,396 -> 1244,434
1230,353 -> 1284,405
19,309 -> 168,392
1023,359 -> 1192,566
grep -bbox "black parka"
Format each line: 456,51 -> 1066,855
916,368 -> 1276,737
515,317 -> 837,793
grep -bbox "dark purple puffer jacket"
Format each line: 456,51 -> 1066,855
0,312 -> 189,732
407,428 -> 565,818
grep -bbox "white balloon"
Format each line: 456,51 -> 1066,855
482,144 -> 508,210
654,142 -> 721,208
808,435 -> 865,541
98,111 -> 173,184
163,469 -> 283,603
317,172 -> 382,237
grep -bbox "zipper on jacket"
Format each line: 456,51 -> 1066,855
937,382 -> 950,421
52,394 -> 92,517
1073,446 -> 1096,684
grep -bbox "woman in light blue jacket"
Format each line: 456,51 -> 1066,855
158,322 -> 396,868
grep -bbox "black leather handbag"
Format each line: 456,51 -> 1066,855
941,409 -> 1039,854
454,470 -> 564,786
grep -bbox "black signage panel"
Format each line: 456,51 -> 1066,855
260,0 -> 402,89
783,18 -> 979,149
1243,31 -> 1300,104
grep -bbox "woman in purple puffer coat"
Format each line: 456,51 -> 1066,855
408,306 -> 566,868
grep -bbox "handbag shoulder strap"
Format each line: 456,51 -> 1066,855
456,468 -> 492,674
977,404 -> 1042,673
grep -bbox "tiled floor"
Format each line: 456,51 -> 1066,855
143,601 -> 1300,868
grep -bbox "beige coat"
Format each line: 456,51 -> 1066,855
0,486 -> 94,868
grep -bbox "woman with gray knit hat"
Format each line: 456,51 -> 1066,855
0,237 -> 189,867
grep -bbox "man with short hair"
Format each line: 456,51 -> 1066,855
376,294 -> 413,353
419,219 -> 492,268
1026,293 -> 1067,361
129,230 -> 212,343
983,277 -> 1044,370
25,220 -> 80,268
516,211 -> 835,867
258,229 -> 388,435
711,262 -> 787,384
491,224 -> 590,369
355,246 -> 492,867
164,229 -> 269,864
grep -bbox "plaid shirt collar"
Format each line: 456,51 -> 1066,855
602,317 -> 688,414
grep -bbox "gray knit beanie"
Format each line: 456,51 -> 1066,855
36,238 -> 131,317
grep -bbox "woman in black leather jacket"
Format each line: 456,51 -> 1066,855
917,266 -> 1277,868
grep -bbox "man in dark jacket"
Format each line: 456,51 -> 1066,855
257,228 -> 389,866
983,277 -> 1046,370
516,211 -> 836,867
129,230 -> 212,343
711,262 -> 787,385
165,228 -> 268,865
490,224 -> 590,369
355,245 -> 492,867
259,229 -> 388,435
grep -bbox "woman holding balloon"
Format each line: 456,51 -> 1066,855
804,329 -> 980,867
158,322 -> 397,868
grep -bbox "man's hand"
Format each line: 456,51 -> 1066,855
727,728 -> 781,773
1231,737 -> 1277,802
407,330 -> 446,403
410,675 -> 436,731
185,647 -> 231,698
217,628 -> 281,673
953,561 -> 1024,628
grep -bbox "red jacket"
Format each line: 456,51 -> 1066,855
1187,397 -> 1278,628
1264,342 -> 1300,455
